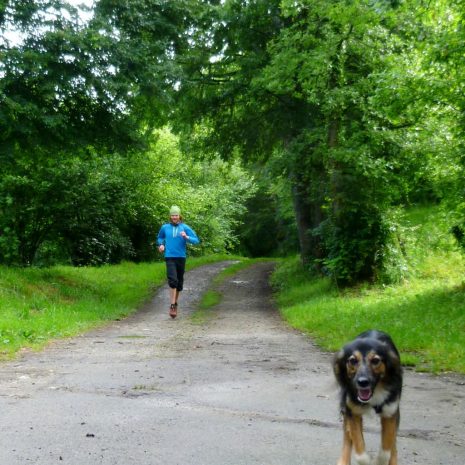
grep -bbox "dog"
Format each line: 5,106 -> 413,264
333,330 -> 403,465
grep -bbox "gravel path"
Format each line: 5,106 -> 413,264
0,261 -> 464,464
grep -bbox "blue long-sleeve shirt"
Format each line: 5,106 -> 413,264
156,222 -> 200,258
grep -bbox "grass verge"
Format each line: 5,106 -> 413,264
272,206 -> 465,374
0,254 -> 235,360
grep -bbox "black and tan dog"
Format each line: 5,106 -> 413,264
333,330 -> 403,465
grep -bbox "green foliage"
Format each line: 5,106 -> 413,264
395,205 -> 464,279
234,165 -> 299,257
0,1 -> 142,157
274,0 -> 422,284
0,128 -> 255,265
2,0 -> 465,286
0,0 -> 199,265
403,1 -> 465,252
176,0 -> 428,283
145,128 -> 257,257
0,152 -> 137,265
273,234 -> 465,373
176,0 -> 465,285
175,0 -> 290,160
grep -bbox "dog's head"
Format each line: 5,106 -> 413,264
333,334 -> 401,404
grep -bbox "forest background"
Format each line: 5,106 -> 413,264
0,1 -> 464,369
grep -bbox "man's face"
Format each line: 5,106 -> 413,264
170,214 -> 180,224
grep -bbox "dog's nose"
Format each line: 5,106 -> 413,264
357,377 -> 370,388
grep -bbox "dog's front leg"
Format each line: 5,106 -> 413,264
376,416 -> 398,465
337,415 -> 353,465
350,414 -> 371,465
338,414 -> 371,465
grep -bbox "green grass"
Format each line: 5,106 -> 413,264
3,204 -> 464,375
272,206 -> 465,374
190,290 -> 223,325
0,254 -> 236,360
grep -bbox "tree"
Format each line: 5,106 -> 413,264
0,0 -> 195,265
271,0 -> 405,283
176,0 -> 414,284
0,1 -> 144,159
412,0 -> 465,251
176,0 -> 329,267
145,128 -> 257,256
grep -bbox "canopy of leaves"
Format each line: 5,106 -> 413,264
1,0 -> 465,283
174,0 -> 465,284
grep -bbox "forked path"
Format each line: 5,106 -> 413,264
0,262 -> 463,464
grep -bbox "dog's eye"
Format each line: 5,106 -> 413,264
348,356 -> 358,366
371,356 -> 382,366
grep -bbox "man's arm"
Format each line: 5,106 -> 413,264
156,225 -> 166,246
157,225 -> 166,253
181,225 -> 200,245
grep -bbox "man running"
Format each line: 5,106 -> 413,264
157,206 -> 200,318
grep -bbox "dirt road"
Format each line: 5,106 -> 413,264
0,261 -> 464,464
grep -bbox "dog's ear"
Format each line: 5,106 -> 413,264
333,349 -> 347,384
387,349 -> 402,373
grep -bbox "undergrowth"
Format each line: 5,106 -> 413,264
272,206 -> 465,374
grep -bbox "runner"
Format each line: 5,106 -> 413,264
157,205 -> 200,318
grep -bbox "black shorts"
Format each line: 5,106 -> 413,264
165,257 -> 186,291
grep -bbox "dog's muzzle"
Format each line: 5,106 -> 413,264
356,376 -> 373,402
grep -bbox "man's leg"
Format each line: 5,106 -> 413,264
173,258 -> 186,313
170,287 -> 177,306
166,259 -> 179,317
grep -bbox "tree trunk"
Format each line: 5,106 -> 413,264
290,166 -> 325,271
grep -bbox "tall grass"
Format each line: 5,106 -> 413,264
0,254 -> 235,359
272,206 -> 465,374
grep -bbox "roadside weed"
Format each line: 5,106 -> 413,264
273,206 -> 465,374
